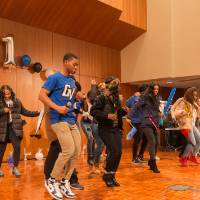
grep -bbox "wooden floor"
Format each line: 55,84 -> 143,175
1,149 -> 200,200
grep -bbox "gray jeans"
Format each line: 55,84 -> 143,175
182,126 -> 200,157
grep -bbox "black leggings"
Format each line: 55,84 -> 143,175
99,127 -> 122,172
44,139 -> 78,183
143,127 -> 159,160
138,133 -> 147,157
0,126 -> 21,167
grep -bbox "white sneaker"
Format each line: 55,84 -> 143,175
0,168 -> 4,177
12,167 -> 21,177
60,179 -> 76,199
155,156 -> 160,160
45,177 -> 63,200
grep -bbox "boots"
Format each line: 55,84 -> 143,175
149,159 -> 160,173
148,160 -> 153,170
179,156 -> 188,167
102,173 -> 115,187
111,173 -> 120,186
189,155 -> 200,164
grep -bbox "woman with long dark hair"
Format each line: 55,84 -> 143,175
134,83 -> 161,173
171,87 -> 200,166
0,85 -> 39,177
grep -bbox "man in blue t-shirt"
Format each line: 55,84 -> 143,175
39,53 -> 81,200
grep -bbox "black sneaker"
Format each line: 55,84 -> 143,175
70,182 -> 84,190
45,177 -> 63,200
132,158 -> 142,165
60,179 -> 76,199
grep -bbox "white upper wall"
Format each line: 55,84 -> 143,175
172,0 -> 200,77
121,0 -> 200,83
121,0 -> 172,83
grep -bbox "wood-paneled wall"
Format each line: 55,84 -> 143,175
0,17 -> 126,161
98,0 -> 123,10
120,0 -> 147,29
0,0 -> 147,50
0,17 -> 183,161
98,0 -> 147,30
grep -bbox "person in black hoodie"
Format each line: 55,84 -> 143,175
133,83 -> 161,173
0,85 -> 39,177
90,76 -> 126,187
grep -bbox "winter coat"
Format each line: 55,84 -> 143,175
0,98 -> 39,142
90,94 -> 126,130
171,97 -> 200,130
133,95 -> 160,128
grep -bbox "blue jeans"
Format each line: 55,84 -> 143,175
81,121 -> 95,162
91,123 -> 104,164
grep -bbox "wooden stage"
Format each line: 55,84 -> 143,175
0,149 -> 200,200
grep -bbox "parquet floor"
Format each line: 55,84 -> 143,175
0,149 -> 200,200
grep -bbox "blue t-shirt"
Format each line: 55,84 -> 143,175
126,96 -> 142,124
43,72 -> 77,124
